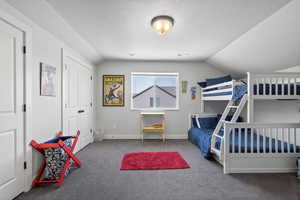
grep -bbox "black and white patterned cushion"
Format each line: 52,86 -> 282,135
44,138 -> 73,180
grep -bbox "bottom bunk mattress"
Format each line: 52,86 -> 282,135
215,129 -> 300,153
188,128 -> 300,159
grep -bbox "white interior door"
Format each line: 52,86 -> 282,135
0,19 -> 25,200
63,55 -> 93,152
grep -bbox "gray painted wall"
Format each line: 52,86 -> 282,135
96,60 -> 226,139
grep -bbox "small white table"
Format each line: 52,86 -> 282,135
140,112 -> 166,143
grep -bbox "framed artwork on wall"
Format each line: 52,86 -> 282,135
191,86 -> 197,100
103,75 -> 125,106
40,62 -> 56,97
181,80 -> 188,93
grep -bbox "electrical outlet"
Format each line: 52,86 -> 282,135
113,124 -> 117,129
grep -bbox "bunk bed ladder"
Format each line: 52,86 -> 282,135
211,94 -> 248,159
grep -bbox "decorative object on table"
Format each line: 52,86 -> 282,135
40,63 -> 56,97
181,80 -> 188,93
103,75 -> 125,106
120,152 -> 190,170
191,86 -> 197,100
140,112 -> 165,143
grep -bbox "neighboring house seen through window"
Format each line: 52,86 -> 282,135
131,72 -> 179,110
156,97 -> 160,107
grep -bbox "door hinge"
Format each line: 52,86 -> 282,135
90,129 -> 93,133
23,104 -> 26,112
24,161 -> 27,170
90,102 -> 92,107
23,46 -> 26,54
90,76 -> 92,80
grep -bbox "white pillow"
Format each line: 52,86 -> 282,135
196,117 -> 201,128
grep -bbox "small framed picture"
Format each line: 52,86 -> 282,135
191,86 -> 197,100
40,63 -> 57,97
103,75 -> 125,106
181,80 -> 188,93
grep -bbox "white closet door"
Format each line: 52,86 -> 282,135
77,65 -> 93,150
63,56 -> 93,152
0,19 -> 25,200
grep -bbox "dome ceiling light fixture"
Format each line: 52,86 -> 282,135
151,15 -> 174,35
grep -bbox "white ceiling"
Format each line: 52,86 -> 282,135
44,0 -> 290,62
47,0 -> 288,60
207,0 -> 300,76
6,0 -> 300,75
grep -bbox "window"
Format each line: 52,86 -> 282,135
131,72 -> 179,110
150,97 -> 154,107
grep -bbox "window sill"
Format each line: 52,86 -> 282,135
131,108 -> 180,111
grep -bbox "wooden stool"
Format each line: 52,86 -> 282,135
140,112 -> 165,143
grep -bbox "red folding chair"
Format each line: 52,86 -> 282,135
30,130 -> 81,187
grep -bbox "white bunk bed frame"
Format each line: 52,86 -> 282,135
193,72 -> 300,174
202,79 -> 243,101
223,122 -> 300,174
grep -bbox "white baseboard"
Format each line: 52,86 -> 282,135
103,134 -> 187,140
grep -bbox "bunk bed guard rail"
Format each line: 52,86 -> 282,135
201,80 -> 237,100
248,72 -> 300,99
223,122 -> 300,174
201,72 -> 300,101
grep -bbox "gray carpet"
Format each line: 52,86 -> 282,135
17,140 -> 300,200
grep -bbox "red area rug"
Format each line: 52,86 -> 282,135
120,152 -> 190,170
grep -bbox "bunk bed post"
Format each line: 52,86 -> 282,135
200,101 -> 204,112
223,122 -> 230,174
231,80 -> 236,100
200,87 -> 204,112
188,113 -> 191,131
247,72 -> 254,123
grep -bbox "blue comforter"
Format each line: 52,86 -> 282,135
188,128 -> 213,158
188,128 -> 300,159
232,85 -> 247,100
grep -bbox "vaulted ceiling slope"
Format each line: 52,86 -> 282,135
5,0 -> 100,64
5,0 -> 298,76
207,0 -> 300,76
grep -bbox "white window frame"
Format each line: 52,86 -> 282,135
131,72 -> 180,111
